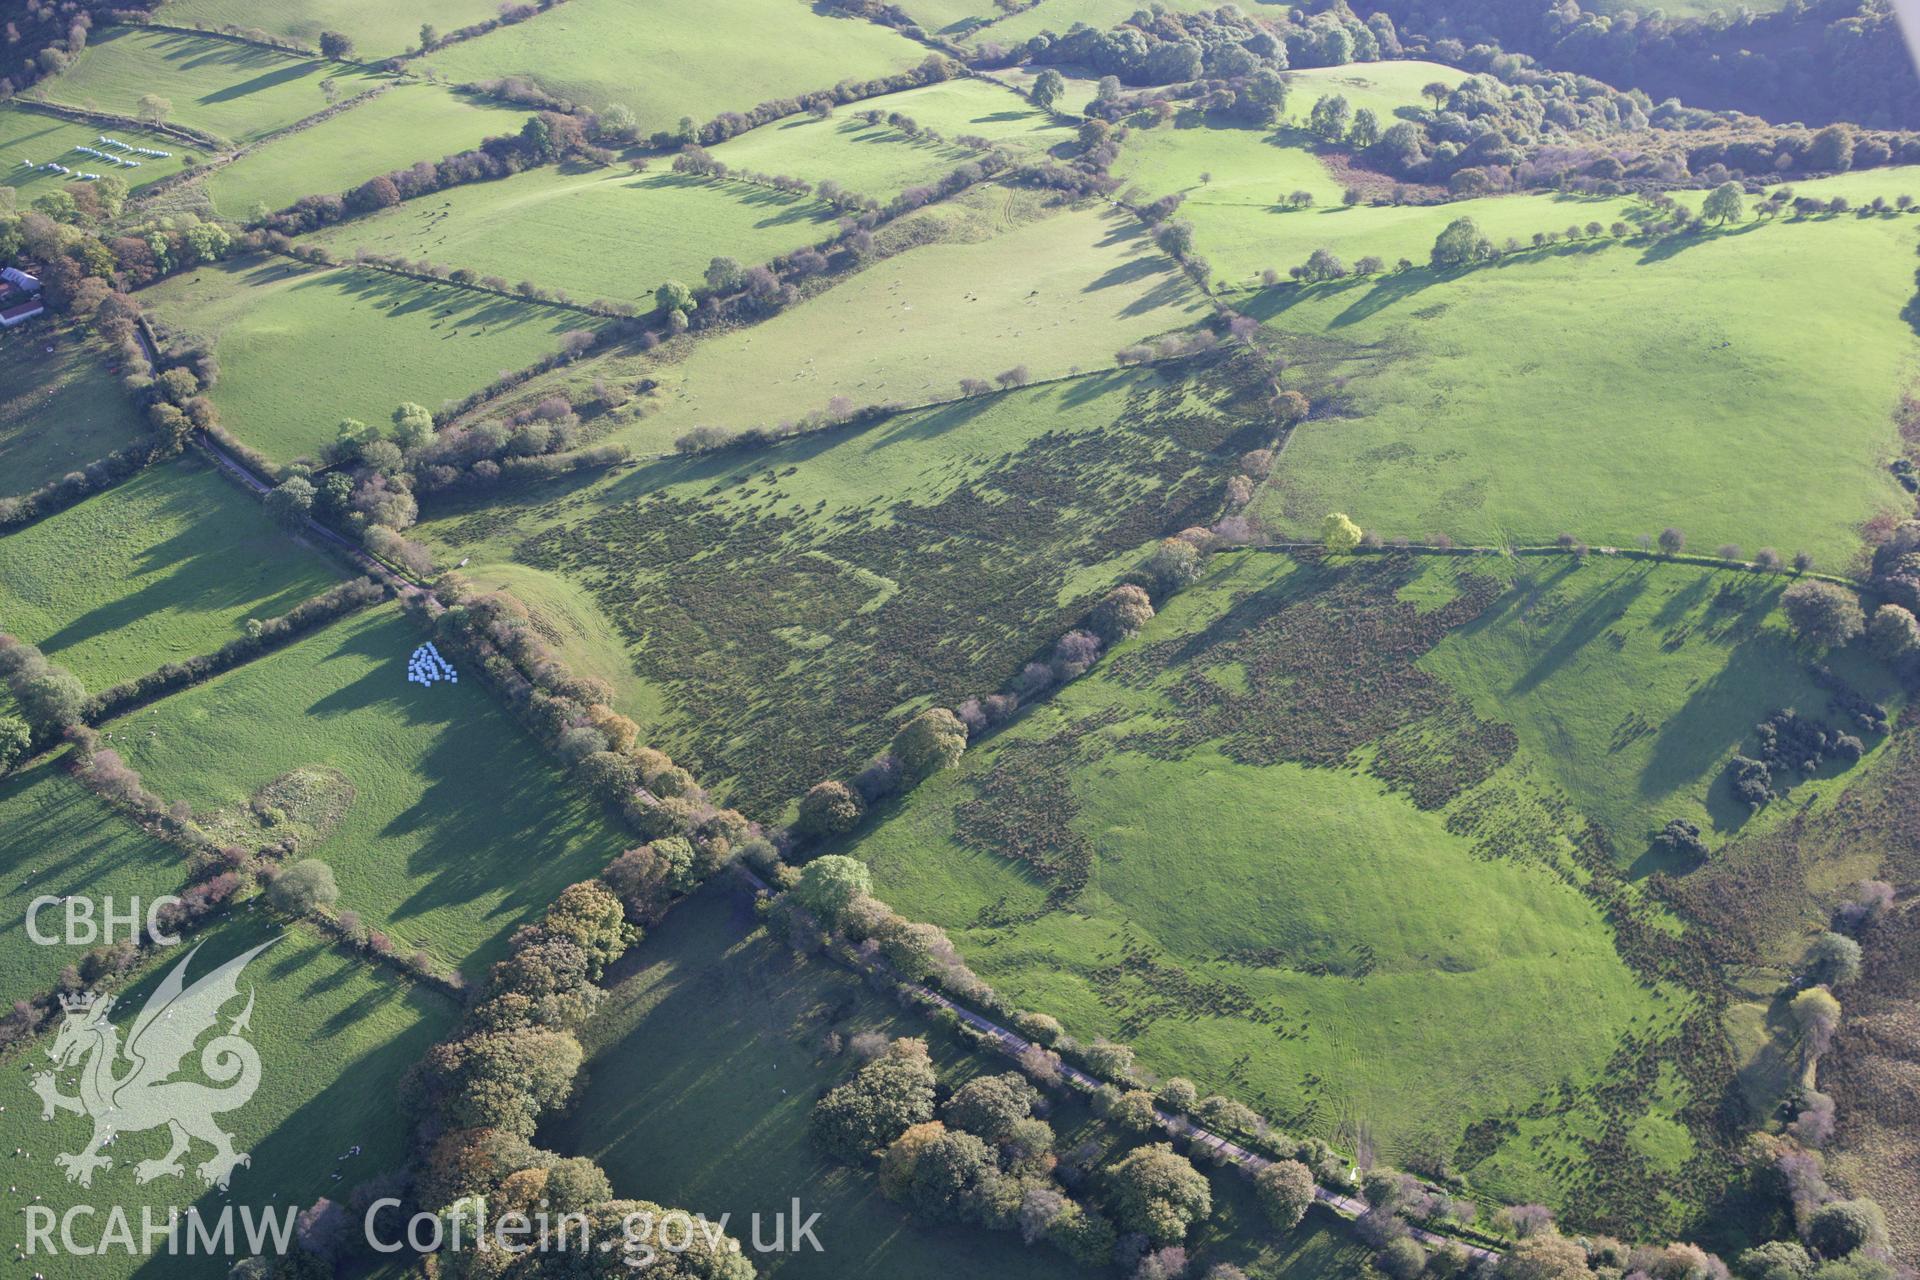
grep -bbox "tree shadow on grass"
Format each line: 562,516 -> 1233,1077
1094,209 -> 1152,249
0,765 -> 185,988
542,884 -> 1067,1280
1059,366 -> 1137,406
196,61 -> 327,108
1115,268 -> 1203,319
33,464 -> 327,661
860,392 -> 996,446
1648,571 -> 1717,629
300,266 -> 586,335
1325,267 -> 1449,327
1634,219 -> 1765,266
1636,636 -> 1802,842
291,619 -> 619,972
149,29 -> 312,76
1502,562 -> 1653,698
732,183 -> 839,228
1082,251 -> 1167,295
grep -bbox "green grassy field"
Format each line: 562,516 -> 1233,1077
706,79 -> 1073,203
0,102 -> 192,192
138,255 -> 605,464
203,82 -> 531,217
453,560 -> 666,725
842,550 -> 1729,1226
308,167 -> 841,308
0,326 -> 149,498
1279,61 -> 1467,126
1182,182 -> 1666,287
419,356 -> 1255,815
859,78 -> 1078,151
1117,119 -> 1350,212
0,759 -> 186,1000
34,28 -> 386,147
419,0 -> 928,123
1247,209 -> 1917,566
1150,147 -> 1920,292
0,459 -> 341,690
0,918 -> 455,1280
160,0 -> 504,59
1113,62 -> 1467,212
583,196 -> 1212,453
104,605 -> 629,977
973,0 -> 1280,46
1422,556 -> 1904,866
549,879 -> 1381,1280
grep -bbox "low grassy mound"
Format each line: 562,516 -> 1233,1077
421,353 -> 1259,814
0,759 -> 185,999
511,192 -> 1211,454
204,82 -> 531,218
0,459 -> 340,689
107,605 -> 627,976
160,0 -> 503,60
194,764 -> 357,850
844,550 -> 1889,1230
419,0 -> 929,123
34,28 -> 385,146
0,326 -> 149,497
894,0 -> 1005,36
1249,209 -> 1917,567
307,168 -> 841,309
0,102 -> 192,193
139,255 -> 605,464
0,918 -> 455,1280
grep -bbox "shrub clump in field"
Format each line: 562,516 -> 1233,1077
266,859 -> 339,914
1106,1142 -> 1212,1244
1727,755 -> 1777,811
796,779 -> 865,838
1780,581 -> 1865,649
0,635 -> 88,738
893,708 -> 969,781
1726,706 -> 1867,811
1255,1159 -> 1316,1230
810,1036 -> 937,1161
1652,818 -> 1709,861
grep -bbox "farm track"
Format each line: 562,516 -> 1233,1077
194,431 -> 432,594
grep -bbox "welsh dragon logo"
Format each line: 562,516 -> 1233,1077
32,940 -> 273,1190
